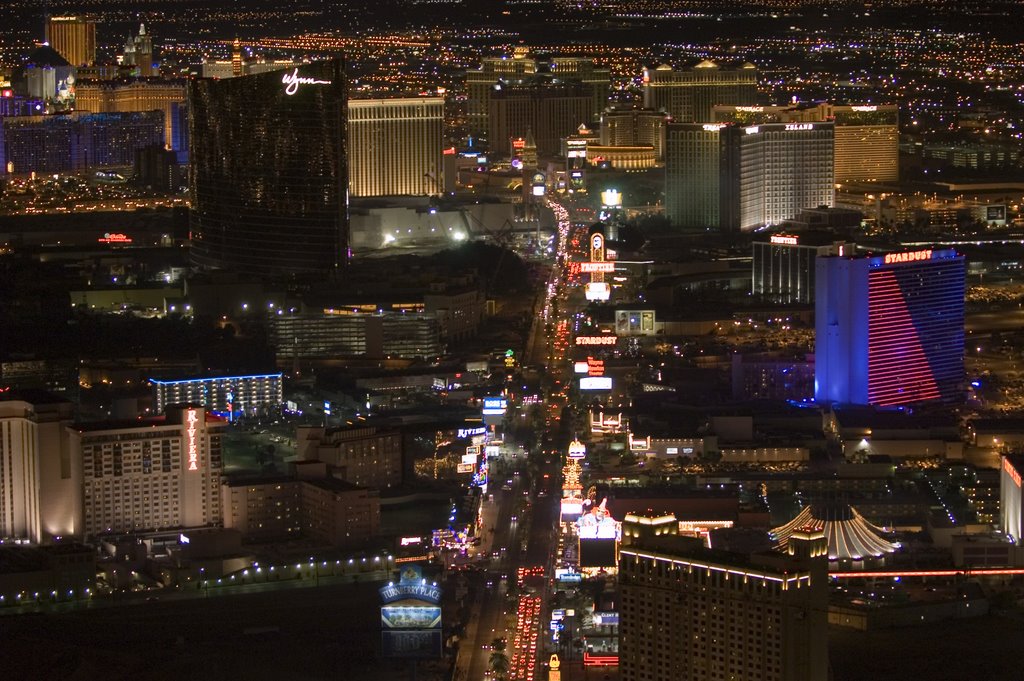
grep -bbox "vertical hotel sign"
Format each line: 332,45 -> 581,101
186,409 -> 199,471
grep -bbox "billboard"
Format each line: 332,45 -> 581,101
580,377 -> 612,391
585,282 -> 611,301
381,630 -> 444,658
577,498 -> 618,539
381,606 -> 442,629
457,463 -> 476,473
579,538 -> 617,568
482,397 -> 507,415
380,564 -> 443,659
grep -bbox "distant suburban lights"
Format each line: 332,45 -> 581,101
576,336 -> 617,346
883,249 -> 933,265
770,235 -> 799,245
281,68 -> 332,95
1005,458 -> 1021,488
186,409 -> 199,471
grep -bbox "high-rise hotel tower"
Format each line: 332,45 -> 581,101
189,59 -> 347,277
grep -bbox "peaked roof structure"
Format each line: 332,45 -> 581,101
772,502 -> 899,561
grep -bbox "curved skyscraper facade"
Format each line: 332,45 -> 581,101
189,59 -> 347,277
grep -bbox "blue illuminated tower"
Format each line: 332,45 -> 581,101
815,249 -> 965,406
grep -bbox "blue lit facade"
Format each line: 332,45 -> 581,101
151,373 -> 283,417
815,249 -> 965,407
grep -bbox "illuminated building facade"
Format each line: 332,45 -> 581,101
466,51 -> 610,141
0,111 -> 164,175
297,426 -> 403,489
752,234 -> 853,304
45,16 -> 96,67
619,533 -> 828,681
714,103 -> 898,183
643,61 -> 757,123
71,405 -> 225,537
74,78 -> 185,146
815,250 -> 965,407
1000,455 -> 1024,543
189,60 -> 348,277
348,97 -> 444,197
121,23 -> 155,76
599,107 -> 668,160
269,312 -> 441,360
0,395 -> 77,543
665,122 -> 834,232
150,373 -> 283,416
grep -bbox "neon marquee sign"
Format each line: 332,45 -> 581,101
186,409 -> 199,471
770,235 -> 799,245
883,249 -> 932,265
98,232 -> 132,244
281,68 -> 332,96
580,262 -> 615,273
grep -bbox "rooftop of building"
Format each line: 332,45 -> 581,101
831,405 -> 958,432
0,389 -> 73,406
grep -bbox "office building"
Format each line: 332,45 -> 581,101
0,393 -> 77,544
665,122 -> 834,232
150,373 -> 283,415
222,473 -> 380,546
643,61 -> 758,123
269,312 -> 441,360
1,111 -> 164,175
466,49 -> 610,142
619,530 -> 828,681
815,249 -> 965,407
297,426 -> 403,489
489,78 -> 594,157
71,405 -> 225,537
752,234 -> 853,304
189,59 -> 347,277
45,15 -> 96,67
714,103 -> 898,183
348,97 -> 444,197
122,23 -> 155,77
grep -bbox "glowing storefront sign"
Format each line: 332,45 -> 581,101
186,409 -> 199,471
281,68 -> 332,95
1005,458 -> 1022,488
580,376 -> 613,390
883,249 -> 932,265
98,232 -> 132,244
585,282 -> 611,301
580,262 -> 615,273
576,336 -> 617,346
770,234 -> 799,245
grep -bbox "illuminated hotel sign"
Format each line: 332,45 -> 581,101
98,232 -> 132,244
702,123 -> 726,132
281,68 -> 332,96
851,105 -> 878,112
186,409 -> 199,471
457,426 -> 486,439
586,357 -> 605,376
785,123 -> 813,131
568,440 -> 587,459
770,235 -> 799,245
580,262 -> 615,273
883,249 -> 933,265
1005,458 -> 1022,488
735,106 -> 763,113
576,336 -> 617,346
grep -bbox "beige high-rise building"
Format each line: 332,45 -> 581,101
619,525 -> 829,681
489,79 -> 594,157
599,106 -> 669,160
713,103 -> 898,183
45,16 -> 97,67
71,405 -> 225,537
348,97 -> 445,197
466,50 -> 610,141
643,61 -> 758,123
74,78 -> 185,146
0,395 -> 78,543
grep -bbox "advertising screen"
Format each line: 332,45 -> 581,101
381,630 -> 443,658
579,538 -> 617,568
580,377 -> 613,391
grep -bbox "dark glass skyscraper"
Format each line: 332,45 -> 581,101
189,59 -> 347,277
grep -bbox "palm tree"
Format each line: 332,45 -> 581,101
489,650 -> 510,678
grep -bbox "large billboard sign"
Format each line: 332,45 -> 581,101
380,564 -> 443,659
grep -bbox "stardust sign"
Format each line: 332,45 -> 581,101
883,249 -> 932,265
576,336 -> 617,346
